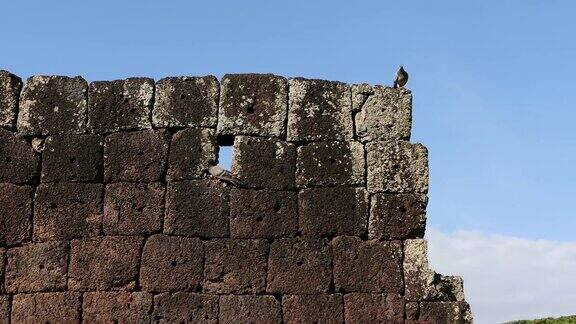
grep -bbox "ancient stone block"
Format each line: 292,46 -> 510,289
165,180 -> 229,237
167,127 -> 217,180
219,295 -> 282,324
88,78 -> 154,133
104,129 -> 169,182
343,293 -> 404,324
41,134 -> 103,182
153,76 -> 219,128
296,141 -> 364,188
282,294 -> 344,324
0,70 -> 22,130
299,187 -> 368,237
153,293 -> 219,323
33,183 -> 102,241
287,78 -> 353,141
407,301 -> 473,324
366,141 -> 428,194
0,184 -> 32,246
6,241 -> 68,293
103,182 -> 164,235
267,238 -> 332,294
217,74 -> 288,137
231,136 -> 296,190
17,75 -> 88,135
353,84 -> 412,142
82,292 -> 153,323
204,239 -> 269,294
0,128 -> 39,184
230,189 -> 298,238
68,236 -> 143,291
369,193 -> 427,240
11,292 -> 81,323
140,234 -> 204,292
0,295 -> 8,324
332,236 -> 403,293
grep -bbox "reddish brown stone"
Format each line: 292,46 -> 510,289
11,292 -> 81,323
153,292 -> 219,323
219,295 -> 282,324
369,193 -> 427,240
140,234 -> 204,292
41,134 -> 103,182
68,236 -> 143,291
282,294 -> 344,324
0,184 -> 32,246
267,238 -> 332,294
167,127 -> 217,180
0,128 -> 39,184
0,295 -> 8,324
344,293 -> 404,324
0,70 -> 22,130
82,292 -> 153,323
0,249 -> 5,293
407,301 -> 472,324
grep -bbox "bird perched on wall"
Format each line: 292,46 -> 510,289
208,164 -> 246,187
393,66 -> 409,88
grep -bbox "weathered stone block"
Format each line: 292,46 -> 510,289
231,136 -> 296,190
33,183 -> 102,241
369,193 -> 427,240
267,238 -> 332,294
217,74 -> 288,137
17,75 -> 88,135
11,292 -> 81,323
0,70 -> 22,130
68,236 -> 143,291
140,234 -> 204,292
0,295 -> 8,324
153,76 -> 219,128
41,134 -> 103,182
82,292 -> 153,323
219,295 -> 282,324
0,129 -> 39,184
153,292 -> 219,323
282,294 -> 344,324
103,182 -> 164,235
343,293 -> 404,324
353,84 -> 412,142
407,301 -> 473,324
164,180 -> 229,237
296,141 -> 364,187
6,241 -> 68,293
104,129 -> 169,182
167,127 -> 217,180
287,78 -> 353,141
204,239 -> 269,294
0,184 -> 32,246
88,78 -> 154,133
366,141 -> 428,194
299,187 -> 368,237
230,189 -> 297,238
332,236 -> 403,293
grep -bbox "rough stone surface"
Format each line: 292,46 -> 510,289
407,301 -> 473,324
287,78 -> 353,141
0,128 -> 39,184
153,292 -> 219,323
153,76 -> 219,128
11,292 -> 81,323
0,296 -> 8,324
369,193 -> 427,240
82,291 -> 153,323
168,127 -> 217,180
41,134 -> 103,182
218,73 -> 288,137
17,75 -> 88,135
343,293 -> 405,324
282,294 -> 344,324
0,184 -> 32,246
0,70 -> 23,130
219,295 -> 282,324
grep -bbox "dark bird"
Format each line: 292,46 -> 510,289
208,165 -> 246,187
393,66 -> 409,88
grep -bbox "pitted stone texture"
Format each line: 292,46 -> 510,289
11,292 -> 81,323
34,183 -> 102,241
343,293 -> 404,324
287,78 -> 353,141
367,141 -> 428,194
168,127 -> 217,180
299,187 -> 368,237
41,134 -> 103,182
6,241 -> 68,293
369,193 -> 427,240
353,84 -> 412,142
68,236 -> 143,291
219,295 -> 282,324
267,238 -> 332,294
82,292 -> 153,323
231,136 -> 296,190
0,70 -> 22,130
104,129 -> 169,182
165,180 -> 229,238
282,294 -> 344,324
153,293 -> 219,323
218,74 -> 288,137
407,301 -> 473,324
230,189 -> 297,238
103,182 -> 164,235
17,75 -> 88,135
153,76 -> 219,128
0,184 -> 32,246
0,296 -> 7,324
332,236 -> 403,293
296,141 -> 364,188
0,129 -> 39,184
88,78 -> 154,133
140,234 -> 204,292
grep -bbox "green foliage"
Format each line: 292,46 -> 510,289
506,316 -> 576,324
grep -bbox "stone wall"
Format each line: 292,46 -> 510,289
0,70 -> 472,323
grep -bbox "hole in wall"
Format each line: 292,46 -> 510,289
216,135 -> 236,170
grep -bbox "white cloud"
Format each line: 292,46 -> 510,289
426,228 -> 576,324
